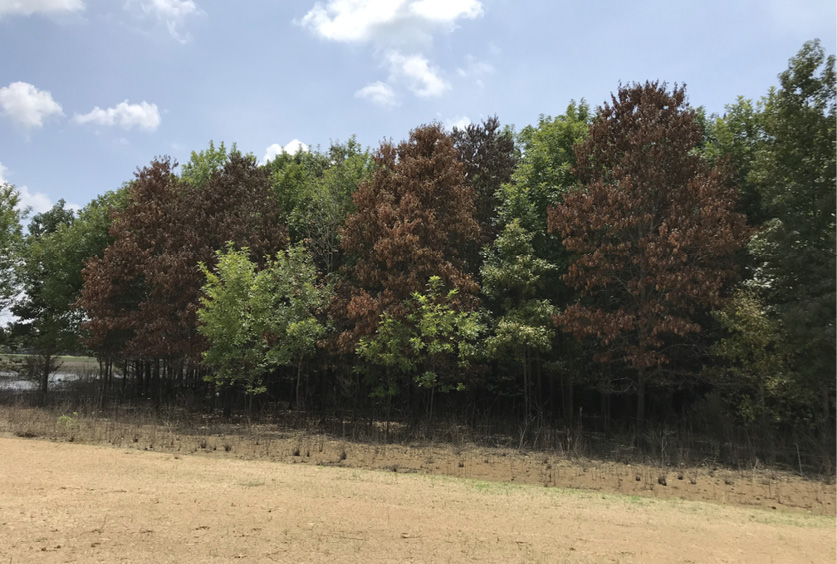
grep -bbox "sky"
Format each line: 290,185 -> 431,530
0,0 -> 834,215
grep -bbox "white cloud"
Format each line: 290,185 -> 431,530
355,81 -> 397,107
134,0 -> 199,43
0,0 -> 84,17
16,185 -> 53,215
409,0 -> 482,22
73,100 -> 161,132
300,1 -> 485,101
299,0 -> 482,45
0,82 -> 63,131
262,139 -> 309,164
0,162 -> 70,216
387,51 -> 448,97
457,54 -> 494,89
444,115 -> 471,131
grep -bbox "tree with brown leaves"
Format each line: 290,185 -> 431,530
547,82 -> 748,426
337,124 -> 480,352
80,153 -> 286,383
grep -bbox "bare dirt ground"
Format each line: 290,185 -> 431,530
1,436 -> 835,564
1,406 -> 833,517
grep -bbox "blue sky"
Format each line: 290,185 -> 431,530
0,0 -> 834,215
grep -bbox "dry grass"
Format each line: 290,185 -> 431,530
0,404 -> 833,516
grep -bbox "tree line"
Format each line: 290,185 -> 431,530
0,41 -> 833,454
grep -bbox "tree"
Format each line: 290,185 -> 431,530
481,219 -> 557,419
80,154 -> 287,380
291,138 -> 372,276
338,124 -> 480,350
0,182 -> 22,311
10,201 -> 78,404
452,116 -> 517,248
198,243 -> 330,408
547,82 -> 748,427
356,276 -> 484,424
702,97 -> 767,224
747,40 -> 835,438
180,140 -> 237,188
709,289 -> 802,426
497,101 -> 591,240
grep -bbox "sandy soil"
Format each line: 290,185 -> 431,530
1,406 -> 834,518
0,436 -> 834,564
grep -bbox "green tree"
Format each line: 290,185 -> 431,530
710,289 -> 803,426
198,243 -> 330,408
702,98 -> 767,224
0,182 -> 23,311
291,138 -> 372,275
748,40 -> 835,437
181,141 -> 236,188
10,201 -> 79,403
356,276 -> 484,422
481,220 -> 557,419
498,101 -> 591,239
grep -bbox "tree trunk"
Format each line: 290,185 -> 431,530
636,368 -> 646,431
295,356 -> 304,410
522,347 -> 530,420
822,383 -> 832,447
562,372 -> 574,426
40,353 -> 50,406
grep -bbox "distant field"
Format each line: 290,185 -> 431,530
0,354 -> 99,374
0,435 -> 833,564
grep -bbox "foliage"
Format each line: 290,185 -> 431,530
9,201 -> 80,399
337,124 -> 479,350
80,154 -> 286,361
356,276 -> 484,398
0,182 -> 23,310
481,220 -> 557,415
709,289 -> 809,425
481,221 -> 556,362
198,243 -> 330,398
498,101 -> 591,237
290,138 -> 372,275
702,97 -> 767,224
452,116 -> 518,247
181,140 -> 237,188
548,82 -> 749,421
746,40 -> 836,431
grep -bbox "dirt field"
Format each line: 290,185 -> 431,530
1,436 -> 834,564
1,406 -> 833,517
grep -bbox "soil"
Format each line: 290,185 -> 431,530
0,436 -> 834,564
1,406 -> 834,518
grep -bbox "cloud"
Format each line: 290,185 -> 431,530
133,0 -> 199,43
0,0 -> 84,17
355,81 -> 397,107
387,51 -> 448,97
457,54 -> 494,88
0,82 -> 63,131
262,139 -> 309,163
0,162 -> 73,216
299,0 -> 483,46
73,100 -> 161,132
300,1 -> 484,102
444,115 -> 471,131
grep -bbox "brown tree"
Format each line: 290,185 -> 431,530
337,124 -> 480,351
547,82 -> 748,426
80,154 -> 286,376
